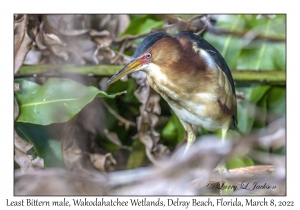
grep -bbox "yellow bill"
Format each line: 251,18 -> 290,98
107,59 -> 143,85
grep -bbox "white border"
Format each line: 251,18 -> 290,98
2,0 -> 297,209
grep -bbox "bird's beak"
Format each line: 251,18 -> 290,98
107,59 -> 143,85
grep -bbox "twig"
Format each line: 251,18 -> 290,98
113,25 -> 173,44
111,40 -> 127,64
102,100 -> 136,129
207,27 -> 285,42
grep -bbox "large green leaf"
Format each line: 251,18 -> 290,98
14,78 -> 123,125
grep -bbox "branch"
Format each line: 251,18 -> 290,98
207,27 -> 285,42
15,65 -> 286,86
231,70 -> 286,85
15,64 -> 123,77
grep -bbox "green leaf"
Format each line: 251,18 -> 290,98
236,15 -> 285,71
203,15 -> 285,71
226,157 -> 245,169
261,43 -> 285,70
15,122 -> 64,168
253,92 -> 268,128
121,15 -> 149,36
121,15 -> 164,43
241,156 -> 255,166
248,85 -> 271,103
267,86 -> 286,118
139,18 -> 164,34
237,85 -> 271,133
226,156 -> 254,169
14,78 -> 123,125
126,139 -> 147,169
162,112 -> 185,144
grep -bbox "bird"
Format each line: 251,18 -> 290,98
107,31 -> 237,155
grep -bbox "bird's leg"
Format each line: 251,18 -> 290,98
180,121 -> 195,156
184,130 -> 196,155
221,128 -> 227,143
215,128 -> 230,195
214,128 -> 229,174
167,121 -> 195,194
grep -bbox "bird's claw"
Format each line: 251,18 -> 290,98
214,161 -> 229,174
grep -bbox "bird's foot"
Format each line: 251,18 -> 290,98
214,160 -> 229,174
182,130 -> 196,156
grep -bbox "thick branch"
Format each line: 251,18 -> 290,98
16,65 -> 286,86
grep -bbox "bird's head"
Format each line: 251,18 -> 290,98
107,32 -> 181,85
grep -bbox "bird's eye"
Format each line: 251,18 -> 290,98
146,52 -> 152,59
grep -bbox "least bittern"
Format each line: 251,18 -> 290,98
107,31 -> 237,155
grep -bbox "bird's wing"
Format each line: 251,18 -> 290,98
174,32 -> 236,95
174,32 -> 237,126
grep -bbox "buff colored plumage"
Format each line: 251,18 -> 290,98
107,31 -> 237,155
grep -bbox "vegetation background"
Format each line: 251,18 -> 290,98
14,14 -> 286,195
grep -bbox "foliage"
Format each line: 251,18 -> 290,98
15,78 -> 123,125
14,14 -> 286,195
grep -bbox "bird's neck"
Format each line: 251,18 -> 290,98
146,63 -> 182,103
146,61 -> 219,106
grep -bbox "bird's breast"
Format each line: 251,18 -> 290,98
168,102 -> 225,131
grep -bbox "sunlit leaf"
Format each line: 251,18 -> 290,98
122,15 -> 149,36
14,78 -> 123,125
139,18 -> 164,34
226,156 -> 254,169
121,15 -> 163,40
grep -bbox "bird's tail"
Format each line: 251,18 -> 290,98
230,122 -> 244,136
